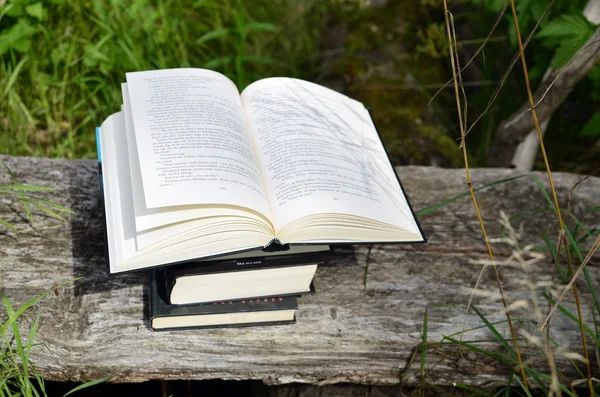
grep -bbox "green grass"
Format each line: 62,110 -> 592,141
2,1 -> 600,395
1,282 -> 111,397
0,163 -> 103,396
414,174 -> 600,396
0,160 -> 74,233
0,0 -> 332,158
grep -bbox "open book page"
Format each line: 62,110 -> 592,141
241,77 -> 421,237
125,68 -> 271,221
100,111 -> 274,273
100,111 -> 138,272
121,83 -> 267,233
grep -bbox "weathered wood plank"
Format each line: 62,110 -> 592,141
0,155 -> 598,387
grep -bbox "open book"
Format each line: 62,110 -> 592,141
99,68 -> 424,274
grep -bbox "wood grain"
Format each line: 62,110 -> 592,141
0,155 -> 598,386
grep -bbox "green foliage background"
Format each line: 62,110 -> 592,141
0,0 -> 599,171
0,0 -> 334,158
430,0 -> 600,171
1,1 -> 600,395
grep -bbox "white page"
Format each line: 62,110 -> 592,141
100,111 -> 271,273
125,68 -> 271,220
99,111 -> 140,272
121,83 -> 268,233
241,77 -> 421,236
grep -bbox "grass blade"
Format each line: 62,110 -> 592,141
452,383 -> 490,396
1,161 -> 34,227
26,315 -> 41,358
0,219 -> 17,234
1,56 -> 29,100
0,280 -> 75,336
472,306 -> 513,353
540,234 -> 600,330
25,200 -> 68,222
197,28 -> 232,43
512,374 -> 533,397
442,0 -> 528,388
420,309 -> 428,387
204,56 -> 233,69
62,376 -> 113,397
416,175 -> 526,217
0,185 -> 55,192
244,22 -> 277,32
543,293 -> 599,346
3,298 -> 31,397
23,196 -> 75,215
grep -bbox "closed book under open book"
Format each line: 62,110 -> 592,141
149,269 -> 298,331
165,254 -> 321,305
99,68 -> 425,274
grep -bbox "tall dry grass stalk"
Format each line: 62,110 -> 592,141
507,0 -> 595,394
441,0 -> 529,390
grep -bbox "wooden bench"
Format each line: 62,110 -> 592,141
0,155 -> 598,387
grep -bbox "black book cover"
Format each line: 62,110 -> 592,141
149,268 -> 298,331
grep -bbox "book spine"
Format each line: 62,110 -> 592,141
95,126 -> 112,276
169,254 -> 325,279
261,237 -> 289,251
150,319 -> 297,333
95,127 -> 103,192
148,269 -> 160,327
169,291 -> 308,307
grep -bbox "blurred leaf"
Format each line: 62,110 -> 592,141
245,22 -> 277,32
193,0 -> 220,8
197,28 -> 232,43
580,112 -> 600,137
234,11 -> 246,31
538,13 -> 593,41
0,19 -> 37,55
240,55 -> 274,64
25,2 -> 45,20
587,65 -> 600,101
516,0 -> 532,17
537,13 -> 596,67
50,41 -> 70,66
83,42 -> 114,71
1,55 -> 28,99
6,2 -> 25,17
472,0 -> 506,13
528,0 -> 546,22
204,56 -> 233,69
551,34 -> 593,67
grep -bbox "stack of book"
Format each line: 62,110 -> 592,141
147,248 -> 328,331
97,68 -> 424,331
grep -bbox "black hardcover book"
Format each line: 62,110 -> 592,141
149,268 -> 298,331
98,70 -> 425,275
165,252 -> 325,305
